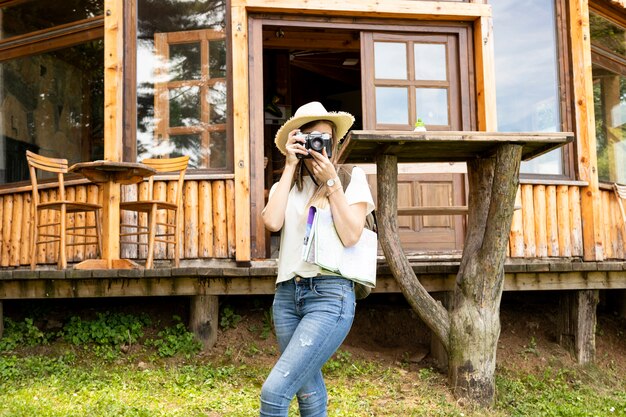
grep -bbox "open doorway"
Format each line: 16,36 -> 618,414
249,20 -> 471,259
259,26 -> 363,257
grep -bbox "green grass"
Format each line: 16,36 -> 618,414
1,312 -> 625,416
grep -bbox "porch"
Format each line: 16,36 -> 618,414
1,257 -> 625,364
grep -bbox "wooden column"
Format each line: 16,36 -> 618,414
231,5 -> 251,262
104,0 -> 125,162
558,290 -> 599,364
569,0 -> 603,261
190,295 -> 219,350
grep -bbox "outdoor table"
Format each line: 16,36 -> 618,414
69,161 -> 157,269
336,130 -> 574,346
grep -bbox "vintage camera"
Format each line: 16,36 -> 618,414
296,131 -> 332,159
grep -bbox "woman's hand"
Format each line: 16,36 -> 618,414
309,147 -> 337,184
284,129 -> 308,166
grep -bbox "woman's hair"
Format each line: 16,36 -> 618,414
288,119 -> 346,208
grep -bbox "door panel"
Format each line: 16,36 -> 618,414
369,173 -> 466,252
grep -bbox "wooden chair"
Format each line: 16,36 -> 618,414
26,150 -> 102,270
120,155 -> 189,269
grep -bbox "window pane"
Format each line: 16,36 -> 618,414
208,82 -> 227,124
169,134 -> 203,169
137,0 -> 228,169
593,67 -> 626,184
209,40 -> 227,78
414,43 -> 447,81
590,13 -> 626,58
415,88 -> 448,125
210,131 -> 227,168
374,42 -> 407,80
169,86 -> 201,127
0,40 -> 104,184
0,0 -> 103,39
375,87 -> 408,124
169,43 -> 202,81
492,0 -> 562,175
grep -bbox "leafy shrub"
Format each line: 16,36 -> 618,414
0,318 -> 48,351
145,315 -> 202,358
60,311 -> 151,347
220,306 -> 242,330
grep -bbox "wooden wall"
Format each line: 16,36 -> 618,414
508,184 -> 625,260
0,179 -> 236,268
1,181 -> 624,267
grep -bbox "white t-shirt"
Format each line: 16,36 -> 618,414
269,166 -> 375,284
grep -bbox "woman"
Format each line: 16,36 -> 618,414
260,101 -> 375,417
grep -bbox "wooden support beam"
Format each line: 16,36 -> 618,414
558,290 -> 599,364
232,0 -> 491,21
189,295 -> 219,350
103,0 -> 125,162
473,15 -> 497,131
231,5 -> 251,262
569,0 -> 603,261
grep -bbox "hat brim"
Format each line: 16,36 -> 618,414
274,111 -> 355,155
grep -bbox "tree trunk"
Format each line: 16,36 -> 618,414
376,144 -> 522,407
376,154 -> 450,348
448,144 -> 522,406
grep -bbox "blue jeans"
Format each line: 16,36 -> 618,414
260,276 -> 356,417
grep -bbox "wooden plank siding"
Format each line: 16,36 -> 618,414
0,180 -> 236,268
0,182 -> 624,267
510,184 -> 585,259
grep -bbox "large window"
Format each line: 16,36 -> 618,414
136,0 -> 229,171
492,0 -> 563,175
0,0 -> 104,184
590,8 -> 626,184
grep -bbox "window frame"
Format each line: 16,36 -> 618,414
361,26 -> 473,132
589,0 -> 626,185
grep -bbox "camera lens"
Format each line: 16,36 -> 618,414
309,137 -> 324,152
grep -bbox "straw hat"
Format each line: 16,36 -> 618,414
274,101 -> 355,155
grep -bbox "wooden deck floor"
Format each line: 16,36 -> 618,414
0,259 -> 625,299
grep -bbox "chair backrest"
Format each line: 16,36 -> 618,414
615,183 -> 626,225
141,155 -> 190,206
26,150 -> 69,205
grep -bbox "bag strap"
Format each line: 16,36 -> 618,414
338,165 -> 377,233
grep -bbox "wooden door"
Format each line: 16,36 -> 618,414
361,29 -> 474,252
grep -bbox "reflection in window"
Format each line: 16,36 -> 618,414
137,0 -> 229,171
375,87 -> 409,124
0,41 -> 104,184
591,11 -> 626,184
169,43 -> 202,81
0,0 -> 103,39
374,42 -> 407,80
492,0 -> 562,175
169,87 -> 201,127
414,44 -> 447,81
416,88 -> 448,125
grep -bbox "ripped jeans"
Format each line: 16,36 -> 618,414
260,276 -> 356,417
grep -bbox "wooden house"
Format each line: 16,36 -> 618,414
0,0 -> 625,363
